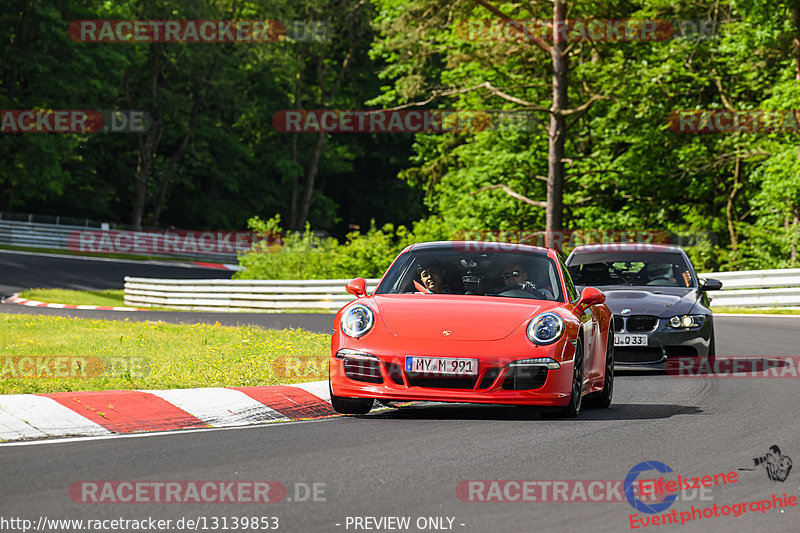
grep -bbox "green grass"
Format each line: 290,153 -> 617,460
0,313 -> 331,394
712,307 -> 800,315
19,288 -> 126,307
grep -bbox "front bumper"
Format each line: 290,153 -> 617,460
330,340 -> 577,407
613,316 -> 713,366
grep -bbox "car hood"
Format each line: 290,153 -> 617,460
370,294 -> 556,341
593,286 -> 700,317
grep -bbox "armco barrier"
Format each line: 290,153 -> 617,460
700,268 -> 800,308
123,270 -> 800,312
0,219 -> 263,263
123,277 -> 383,311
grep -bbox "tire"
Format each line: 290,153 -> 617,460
543,337 -> 584,418
329,379 -> 374,415
588,331 -> 613,408
707,323 -> 716,366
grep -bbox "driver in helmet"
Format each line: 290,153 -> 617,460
647,263 -> 677,285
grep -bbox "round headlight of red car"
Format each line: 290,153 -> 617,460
341,304 -> 374,338
527,312 -> 564,345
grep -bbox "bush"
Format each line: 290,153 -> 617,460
235,215 -> 419,280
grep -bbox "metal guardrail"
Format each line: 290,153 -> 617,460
0,219 -> 250,263
123,277 -> 383,311
700,269 -> 800,308
124,269 -> 800,312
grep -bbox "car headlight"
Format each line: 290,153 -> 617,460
341,304 -> 374,338
527,312 -> 565,345
509,357 -> 561,369
667,315 -> 705,329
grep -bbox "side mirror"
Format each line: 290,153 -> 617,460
576,286 -> 605,312
700,278 -> 722,291
346,278 -> 367,298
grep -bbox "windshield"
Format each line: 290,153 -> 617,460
375,248 -> 564,301
567,251 -> 694,288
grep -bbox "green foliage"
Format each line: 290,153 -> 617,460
236,214 -> 418,279
368,0 -> 800,272
7,0 -> 800,271
1,0 -> 420,236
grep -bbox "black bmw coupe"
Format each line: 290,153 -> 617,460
566,244 -> 722,367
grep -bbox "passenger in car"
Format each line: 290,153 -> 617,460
417,262 -> 453,294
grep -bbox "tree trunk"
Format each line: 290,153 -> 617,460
793,3 -> 800,82
128,45 -> 164,230
546,0 -> 568,247
131,122 -> 162,229
288,45 -> 307,230
151,94 -> 201,226
726,156 -> 740,252
0,184 -> 13,212
289,132 -> 300,230
791,3 -> 800,265
295,131 -> 326,230
791,208 -> 798,266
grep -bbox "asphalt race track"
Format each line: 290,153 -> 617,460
2,327 -> 800,533
2,254 -> 800,532
0,249 -> 233,296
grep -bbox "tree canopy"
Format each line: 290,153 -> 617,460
2,0 -> 799,270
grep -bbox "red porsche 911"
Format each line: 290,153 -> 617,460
329,241 -> 614,418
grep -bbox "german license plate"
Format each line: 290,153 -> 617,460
614,334 -> 648,346
405,356 -> 478,376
